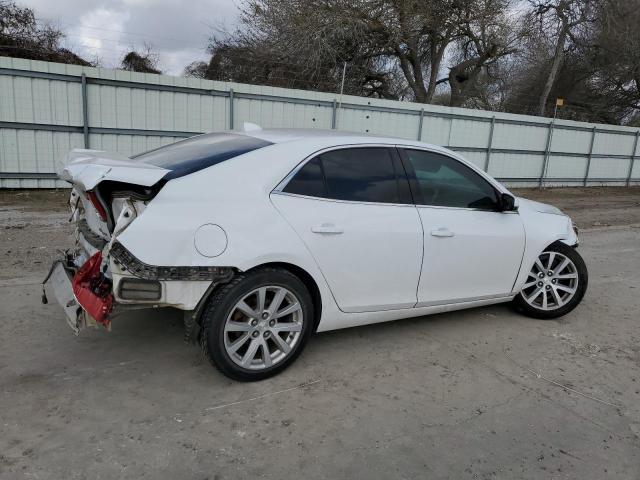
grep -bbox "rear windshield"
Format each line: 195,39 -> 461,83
132,133 -> 273,180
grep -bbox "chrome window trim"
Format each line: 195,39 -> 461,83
272,190 -> 518,213
270,190 -> 417,209
273,142 -> 516,213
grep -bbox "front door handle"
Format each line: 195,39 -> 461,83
430,227 -> 454,238
311,223 -> 344,234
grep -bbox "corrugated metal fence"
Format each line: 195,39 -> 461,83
1,56 -> 639,189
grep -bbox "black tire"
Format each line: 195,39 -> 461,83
513,241 -> 588,320
200,267 -> 314,381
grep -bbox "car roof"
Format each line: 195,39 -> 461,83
240,128 -> 442,150
236,128 -> 463,161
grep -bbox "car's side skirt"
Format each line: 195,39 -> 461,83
316,295 -> 515,332
413,292 -> 513,309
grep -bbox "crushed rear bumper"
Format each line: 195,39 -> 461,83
42,251 -> 114,334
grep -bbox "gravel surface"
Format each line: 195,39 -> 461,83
1,186 -> 639,479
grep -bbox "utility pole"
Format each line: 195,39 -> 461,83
336,62 -> 347,129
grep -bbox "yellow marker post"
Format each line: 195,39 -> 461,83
554,98 -> 564,119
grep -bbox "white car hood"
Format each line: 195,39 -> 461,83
516,197 -> 565,216
59,149 -> 170,191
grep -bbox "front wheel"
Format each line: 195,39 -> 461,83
513,242 -> 588,319
200,268 -> 313,381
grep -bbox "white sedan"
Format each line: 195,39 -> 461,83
44,126 -> 588,381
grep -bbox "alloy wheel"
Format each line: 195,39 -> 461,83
223,286 -> 303,370
520,251 -> 579,311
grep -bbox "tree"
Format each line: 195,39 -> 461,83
444,0 -> 519,107
0,1 -> 91,65
203,0 -> 519,106
183,60 -> 209,78
203,0 -> 405,98
529,0 -> 597,116
588,0 -> 639,122
120,45 -> 161,74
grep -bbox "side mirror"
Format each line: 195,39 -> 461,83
499,193 -> 518,212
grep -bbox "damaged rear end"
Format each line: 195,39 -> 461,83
43,133 -> 272,335
42,149 -> 170,333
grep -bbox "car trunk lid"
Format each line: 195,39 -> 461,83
59,149 -> 170,191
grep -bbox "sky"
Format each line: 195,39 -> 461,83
17,0 -> 241,75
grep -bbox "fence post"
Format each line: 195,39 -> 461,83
331,99 -> 337,129
539,120 -> 554,188
583,126 -> 596,186
228,88 -> 234,130
81,73 -> 89,148
417,108 -> 424,141
484,115 -> 496,172
626,130 -> 639,187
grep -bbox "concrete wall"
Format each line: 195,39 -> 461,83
1,56 -> 638,189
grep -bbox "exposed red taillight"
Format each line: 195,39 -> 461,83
86,191 -> 107,222
72,251 -> 113,326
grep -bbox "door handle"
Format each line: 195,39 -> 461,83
311,223 -> 344,234
430,227 -> 454,238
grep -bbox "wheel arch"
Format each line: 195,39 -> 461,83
245,262 -> 323,332
192,261 -> 324,334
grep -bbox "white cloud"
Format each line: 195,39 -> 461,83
69,8 -> 130,64
16,0 -> 241,75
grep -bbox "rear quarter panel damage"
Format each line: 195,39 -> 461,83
113,144 -> 339,319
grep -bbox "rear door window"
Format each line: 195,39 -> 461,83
321,148 -> 400,203
284,147 -> 406,204
282,157 -> 326,198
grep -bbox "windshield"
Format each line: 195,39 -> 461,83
132,133 -> 273,180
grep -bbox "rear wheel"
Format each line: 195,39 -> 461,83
513,242 -> 588,319
200,268 -> 313,381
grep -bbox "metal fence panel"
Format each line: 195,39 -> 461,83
449,119 -> 491,148
1,56 -> 639,188
588,156 -> 632,179
550,128 -> 592,154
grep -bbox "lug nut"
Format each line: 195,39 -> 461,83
547,271 -> 553,276
251,319 -> 258,327
252,331 -> 259,338
538,273 -> 545,279
545,285 -> 551,290
269,320 -> 276,327
263,331 -> 270,338
552,279 -> 557,284
537,281 -> 543,287
261,312 -> 269,320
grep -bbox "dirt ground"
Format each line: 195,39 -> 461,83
1,187 -> 640,479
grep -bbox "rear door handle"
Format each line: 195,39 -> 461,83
430,227 -> 454,238
311,223 -> 344,234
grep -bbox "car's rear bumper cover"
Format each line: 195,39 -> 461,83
43,251 -> 114,333
42,254 -> 113,335
43,244 -> 237,334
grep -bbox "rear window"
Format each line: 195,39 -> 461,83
132,133 -> 273,180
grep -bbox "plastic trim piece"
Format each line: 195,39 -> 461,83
110,242 -> 236,281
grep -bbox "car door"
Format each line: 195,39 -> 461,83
271,146 -> 423,313
397,148 -> 525,306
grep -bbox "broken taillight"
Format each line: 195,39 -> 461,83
86,191 -> 107,222
72,251 -> 114,326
